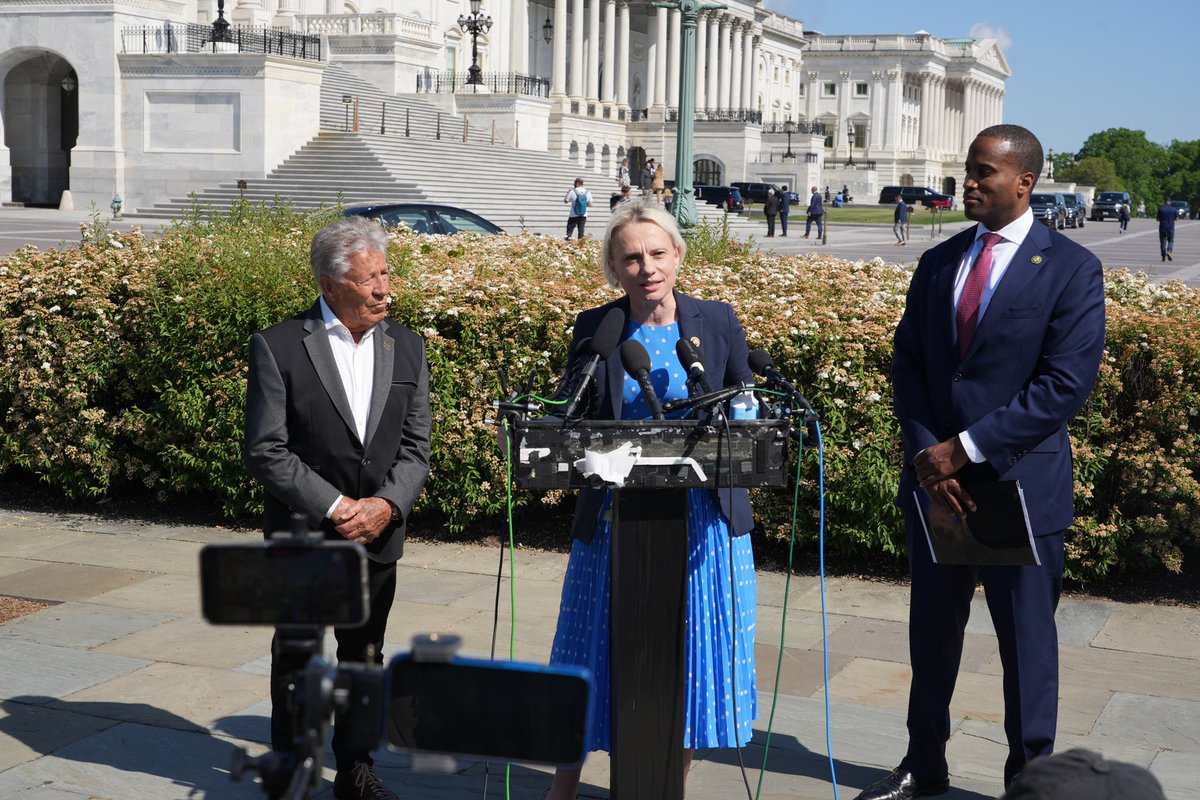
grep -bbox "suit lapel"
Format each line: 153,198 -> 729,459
604,296 -> 632,420
936,229 -> 977,359
301,302 -> 361,446
676,291 -> 706,374
364,321 -> 394,446
966,222 -> 1051,359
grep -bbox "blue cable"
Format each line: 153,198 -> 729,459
815,420 -> 839,798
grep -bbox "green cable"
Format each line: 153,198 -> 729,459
755,412 -> 806,800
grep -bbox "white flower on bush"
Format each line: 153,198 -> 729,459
852,438 -> 864,450
174,295 -> 184,303
48,305 -> 61,313
65,288 -> 77,296
40,361 -> 52,371
866,391 -> 881,403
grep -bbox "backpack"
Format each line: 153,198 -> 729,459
572,189 -> 589,216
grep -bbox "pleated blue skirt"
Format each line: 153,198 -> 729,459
549,488 -> 757,752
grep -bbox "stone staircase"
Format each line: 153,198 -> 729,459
134,63 -> 759,237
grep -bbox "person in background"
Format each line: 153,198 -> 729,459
652,160 -> 667,205
245,216 -> 431,800
763,187 -> 780,237
779,184 -> 792,236
641,158 -> 655,197
543,200 -> 758,799
1118,200 -> 1131,234
564,178 -> 593,240
1157,197 -> 1176,262
804,185 -> 824,239
617,157 -> 631,191
894,195 -> 909,246
1137,200 -> 1146,218
856,124 -> 1106,800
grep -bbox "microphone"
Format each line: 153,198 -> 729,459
619,339 -> 665,420
661,383 -> 746,414
675,338 -> 712,395
562,307 -> 626,419
748,349 -> 802,400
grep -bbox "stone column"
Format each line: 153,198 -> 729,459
741,24 -> 754,112
695,11 -> 708,110
748,33 -> 759,115
654,4 -> 668,108
586,0 -> 600,100
551,0 -> 568,99
870,70 -> 884,149
569,0 -> 584,100
706,13 -> 720,111
917,72 -> 931,149
886,69 -> 901,153
729,21 -> 743,110
806,70 -> 818,123
272,0 -> 296,30
717,15 -> 732,110
996,89 -> 1005,126
616,0 -> 630,107
838,70 -> 850,157
602,0 -> 616,103
508,0 -> 528,75
645,8 -> 657,108
668,7 -> 681,107
961,77 -> 975,148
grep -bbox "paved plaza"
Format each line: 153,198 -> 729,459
0,507 -> 1197,799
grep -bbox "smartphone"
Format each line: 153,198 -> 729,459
200,540 -> 368,627
386,655 -> 592,767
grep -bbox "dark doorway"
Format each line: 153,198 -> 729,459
693,158 -> 721,186
942,176 -> 957,197
4,54 -> 78,207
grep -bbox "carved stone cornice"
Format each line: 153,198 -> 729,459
0,0 -> 185,12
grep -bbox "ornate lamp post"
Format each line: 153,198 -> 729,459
846,121 -> 856,167
657,0 -> 727,229
458,0 -> 493,91
542,15 -> 553,45
211,0 -> 232,44
783,116 -> 797,160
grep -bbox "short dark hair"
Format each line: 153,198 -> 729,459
976,124 -> 1044,184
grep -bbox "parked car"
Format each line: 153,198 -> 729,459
1062,194 -> 1086,228
730,182 -> 799,205
342,203 -> 505,235
694,185 -> 745,213
1030,192 -> 1067,229
1090,191 -> 1130,222
1169,200 -> 1191,218
877,185 -> 953,209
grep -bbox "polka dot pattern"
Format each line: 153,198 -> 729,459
549,320 -> 758,752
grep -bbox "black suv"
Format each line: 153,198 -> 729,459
1090,191 -> 1130,222
878,186 -> 953,209
730,182 -> 799,205
694,185 -> 745,213
1062,195 -> 1086,228
1030,193 -> 1067,229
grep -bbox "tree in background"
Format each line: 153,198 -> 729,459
1077,128 -> 1166,208
1163,139 -> 1200,212
1057,156 -> 1124,192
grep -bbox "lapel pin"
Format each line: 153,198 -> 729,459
383,339 -> 393,351
690,336 -> 701,347
1031,255 -> 1044,265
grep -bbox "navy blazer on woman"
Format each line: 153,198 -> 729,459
892,220 -> 1106,536
564,291 -> 755,542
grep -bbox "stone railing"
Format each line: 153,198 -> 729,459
805,34 -> 949,55
298,13 -> 433,41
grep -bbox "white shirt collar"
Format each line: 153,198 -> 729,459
973,207 -> 1035,246
318,295 -> 376,341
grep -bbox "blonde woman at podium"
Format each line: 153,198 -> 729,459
544,201 -> 759,799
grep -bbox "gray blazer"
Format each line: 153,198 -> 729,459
244,300 -> 431,562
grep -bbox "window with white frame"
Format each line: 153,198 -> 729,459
822,82 -> 836,97
854,82 -> 868,97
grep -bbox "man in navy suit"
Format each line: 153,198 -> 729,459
1157,197 -> 1177,262
804,185 -> 824,238
854,125 -> 1106,800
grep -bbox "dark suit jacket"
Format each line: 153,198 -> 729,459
244,300 -> 432,562
809,192 -> 824,216
892,220 -> 1105,536
565,291 -> 755,542
1157,205 -> 1177,234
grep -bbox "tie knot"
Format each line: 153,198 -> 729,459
980,231 -> 1004,251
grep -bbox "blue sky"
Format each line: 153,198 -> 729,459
768,0 -> 1200,155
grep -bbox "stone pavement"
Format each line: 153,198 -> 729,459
0,507 -> 1197,800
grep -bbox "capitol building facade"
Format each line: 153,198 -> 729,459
0,0 -> 1009,211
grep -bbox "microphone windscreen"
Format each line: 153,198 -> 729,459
675,338 -> 702,370
572,336 -> 593,358
619,338 -> 652,376
748,349 -> 775,376
590,307 -> 627,358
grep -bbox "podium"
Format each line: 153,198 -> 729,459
513,419 -> 789,799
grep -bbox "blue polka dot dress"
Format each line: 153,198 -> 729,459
549,320 -> 758,752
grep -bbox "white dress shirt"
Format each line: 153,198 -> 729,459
319,296 -> 376,517
952,208 -> 1035,463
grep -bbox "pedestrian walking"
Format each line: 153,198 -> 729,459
1157,197 -> 1177,262
640,159 -> 655,197
779,185 -> 791,236
763,188 -> 780,237
1137,200 -> 1146,218
894,195 -> 909,246
1118,201 -> 1131,234
804,185 -> 824,239
652,161 -> 666,205
564,178 -> 594,240
617,157 -> 631,191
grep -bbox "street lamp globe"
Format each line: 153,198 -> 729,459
543,16 -> 552,44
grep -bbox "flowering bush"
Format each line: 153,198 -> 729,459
1,206 -> 1196,583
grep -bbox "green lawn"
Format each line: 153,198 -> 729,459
748,204 -> 969,226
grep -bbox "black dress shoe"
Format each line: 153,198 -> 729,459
334,762 -> 399,800
853,767 -> 950,800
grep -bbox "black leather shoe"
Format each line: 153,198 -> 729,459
334,762 -> 399,800
853,768 -> 950,800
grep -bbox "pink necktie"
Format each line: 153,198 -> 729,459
956,232 -> 1003,358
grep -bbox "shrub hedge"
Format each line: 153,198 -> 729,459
1,203 -> 1196,583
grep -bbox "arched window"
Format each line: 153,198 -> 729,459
942,176 -> 957,196
693,158 -> 721,186
585,142 -> 596,170
900,173 -> 915,187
